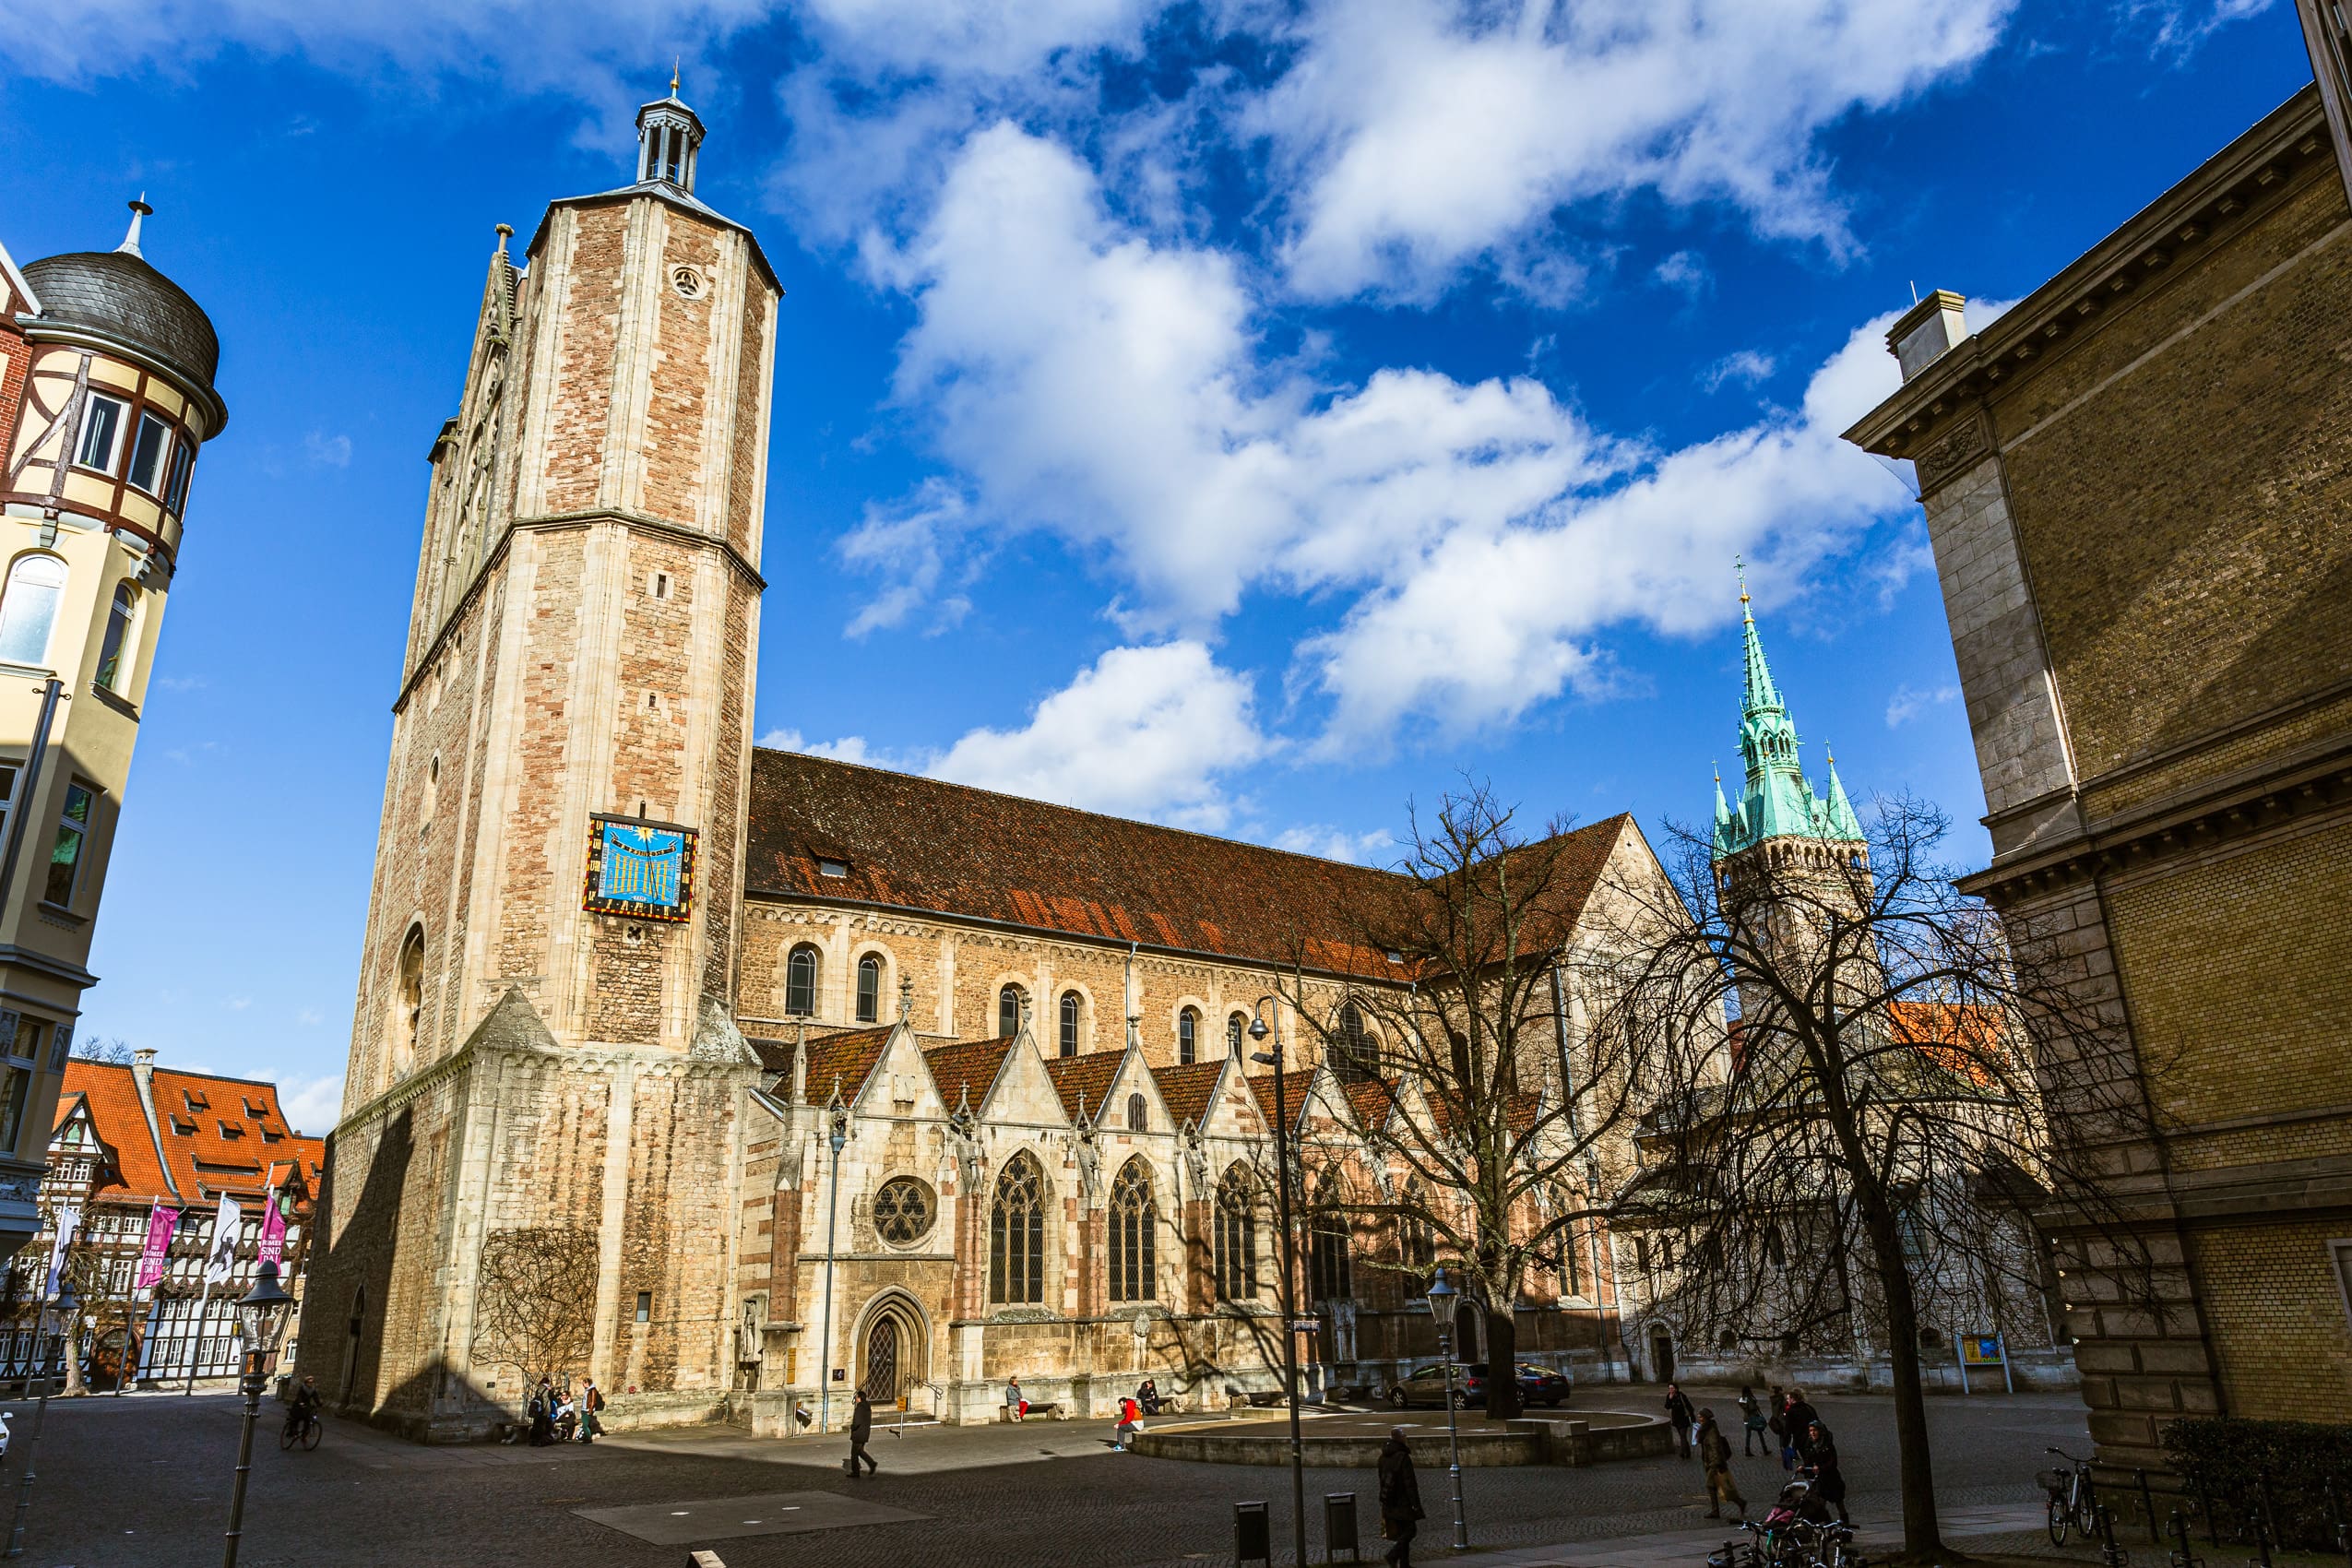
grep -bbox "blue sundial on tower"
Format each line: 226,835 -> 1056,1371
587,818 -> 695,920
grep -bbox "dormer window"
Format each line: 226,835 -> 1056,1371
217,1120 -> 243,1139
182,1088 -> 209,1112
817,857 -> 848,879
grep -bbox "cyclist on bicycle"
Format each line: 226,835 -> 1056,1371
290,1375 -> 322,1433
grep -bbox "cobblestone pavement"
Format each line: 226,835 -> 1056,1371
9,1384 -> 2093,1567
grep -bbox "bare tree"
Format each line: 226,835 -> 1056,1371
1598,795 -> 2149,1557
1278,781 -> 1673,1420
469,1226 -> 599,1392
70,1038 -> 134,1065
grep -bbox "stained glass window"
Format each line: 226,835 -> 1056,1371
856,955 -> 881,1023
1110,1159 -> 1156,1302
989,1153 -> 1045,1305
787,946 -> 820,1017
874,1177 -> 933,1246
1215,1165 -> 1257,1301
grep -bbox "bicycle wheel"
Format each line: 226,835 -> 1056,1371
2048,1495 -> 2071,1547
301,1418 -> 321,1451
279,1420 -> 298,1452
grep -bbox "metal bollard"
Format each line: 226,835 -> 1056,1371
1236,1501 -> 1272,1566
1325,1492 -> 1360,1563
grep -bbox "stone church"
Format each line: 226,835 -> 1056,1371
303,91 -> 1674,1440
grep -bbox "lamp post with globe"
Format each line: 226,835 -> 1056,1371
1425,1266 -> 1470,1550
221,1259 -> 296,1568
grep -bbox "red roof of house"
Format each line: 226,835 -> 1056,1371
1342,1077 -> 1398,1132
55,1061 -> 323,1207
923,1036 -> 1017,1113
1043,1051 -> 1127,1123
1247,1069 -> 1316,1127
747,751 -> 1411,974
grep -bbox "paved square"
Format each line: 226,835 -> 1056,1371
576,1489 -> 931,1545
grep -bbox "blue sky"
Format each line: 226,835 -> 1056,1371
0,0 -> 2311,1132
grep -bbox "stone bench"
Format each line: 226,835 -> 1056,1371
998,1401 -> 1062,1421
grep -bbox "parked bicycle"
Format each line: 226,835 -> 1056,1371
2041,1445 -> 2099,1546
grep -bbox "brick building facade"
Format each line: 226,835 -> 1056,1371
303,89 -> 1693,1441
1845,85 -> 2352,1460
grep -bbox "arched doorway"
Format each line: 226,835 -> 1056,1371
1648,1324 -> 1675,1383
856,1293 -> 928,1407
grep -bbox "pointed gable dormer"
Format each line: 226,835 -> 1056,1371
636,74 -> 707,194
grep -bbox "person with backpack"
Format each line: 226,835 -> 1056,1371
1113,1394 -> 1141,1451
1697,1408 -> 1747,1521
1739,1385 -> 1768,1456
528,1378 -> 555,1446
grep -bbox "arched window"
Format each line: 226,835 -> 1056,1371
1058,992 -> 1080,1057
1214,1165 -> 1258,1301
1308,1170 -> 1352,1303
1178,1007 -> 1199,1064
785,944 -> 820,1016
0,555 -> 66,667
390,927 -> 425,1081
989,1152 -> 1046,1305
1125,1092 -> 1146,1132
1333,1002 -> 1374,1083
998,985 -> 1026,1039
1109,1158 -> 1157,1302
96,582 -> 137,692
855,955 -> 882,1024
1228,1013 -> 1247,1056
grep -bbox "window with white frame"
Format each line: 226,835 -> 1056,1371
125,411 -> 171,494
0,555 -> 66,667
74,395 -> 126,473
97,583 -> 137,693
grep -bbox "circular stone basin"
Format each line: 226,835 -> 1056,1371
1126,1408 -> 1669,1468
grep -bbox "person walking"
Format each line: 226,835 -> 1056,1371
848,1390 -> 877,1478
1005,1375 -> 1027,1421
1738,1385 -> 1767,1457
1697,1408 -> 1747,1521
1766,1384 -> 1788,1470
1783,1389 -> 1820,1465
578,1378 -> 604,1443
1664,1382 -> 1697,1460
528,1378 -> 555,1447
1803,1421 -> 1847,1526
1378,1427 -> 1425,1568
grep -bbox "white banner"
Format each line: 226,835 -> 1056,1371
42,1205 -> 77,1301
203,1194 -> 243,1286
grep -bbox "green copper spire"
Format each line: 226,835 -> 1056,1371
1711,572 -> 1866,861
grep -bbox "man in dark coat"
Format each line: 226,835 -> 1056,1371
1802,1421 -> 1847,1525
849,1391 -> 877,1477
1378,1428 -> 1424,1568
1782,1391 -> 1821,1463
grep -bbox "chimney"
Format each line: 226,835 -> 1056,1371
1886,289 -> 1968,382
131,1045 -> 157,1096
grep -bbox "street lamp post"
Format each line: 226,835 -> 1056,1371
1425,1267 -> 1469,1551
1246,1001 -> 1307,1568
4,1279 -> 77,1559
816,1095 -> 849,1437
221,1260 -> 295,1568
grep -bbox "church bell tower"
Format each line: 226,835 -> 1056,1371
310,88 -> 782,1437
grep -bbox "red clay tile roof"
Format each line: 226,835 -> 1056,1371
1342,1077 -> 1399,1131
747,751 -> 1412,974
1043,1051 -> 1126,1123
1248,1070 -> 1316,1126
924,1036 -> 1017,1113
1151,1061 -> 1227,1130
802,1025 -> 895,1106
56,1062 -> 321,1206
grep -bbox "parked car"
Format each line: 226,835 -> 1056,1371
1385,1361 -> 1574,1409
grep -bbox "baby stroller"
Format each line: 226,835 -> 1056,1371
1711,1478 -> 1858,1568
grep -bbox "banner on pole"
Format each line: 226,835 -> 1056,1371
42,1205 -> 78,1301
203,1194 -> 243,1287
135,1204 -> 179,1290
257,1194 -> 286,1267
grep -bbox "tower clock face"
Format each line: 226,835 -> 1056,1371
584,815 -> 697,921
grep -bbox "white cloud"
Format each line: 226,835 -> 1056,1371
882,123 -> 1609,627
272,1072 -> 345,1137
796,0 -> 1157,77
1702,350 -> 1777,392
838,478 -> 977,636
295,1007 -> 325,1027
1654,251 -> 1710,298
1297,311 -> 1918,746
1885,682 -> 1960,727
931,642 -> 1267,827
304,431 -> 352,468
758,728 -> 882,765
223,995 -> 253,1012
1249,0 -> 2013,301
1274,825 -> 1396,864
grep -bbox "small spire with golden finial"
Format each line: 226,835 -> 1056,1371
1736,553 -> 1750,608
671,56 -> 681,97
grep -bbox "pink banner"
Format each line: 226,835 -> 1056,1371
134,1203 -> 178,1290
256,1194 -> 285,1267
